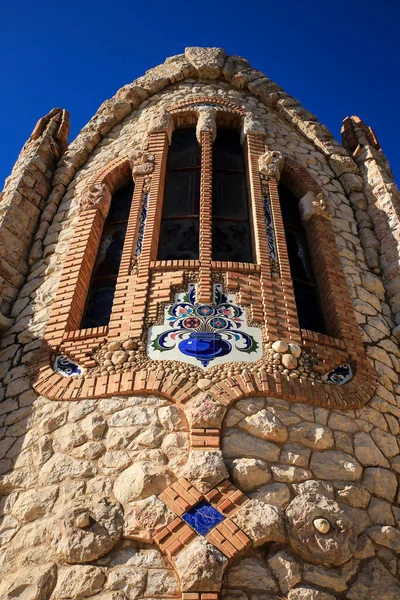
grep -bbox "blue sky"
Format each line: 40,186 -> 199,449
1,0 -> 398,186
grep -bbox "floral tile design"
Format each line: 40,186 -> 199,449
147,284 -> 262,368
134,192 -> 149,257
323,363 -> 353,385
54,355 -> 85,377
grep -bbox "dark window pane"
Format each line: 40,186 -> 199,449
212,129 -> 253,262
158,219 -> 199,260
285,228 -> 313,283
92,221 -> 128,279
162,170 -> 200,218
213,172 -> 248,219
167,128 -> 201,169
81,180 -> 134,329
279,182 -> 326,334
294,282 -> 326,334
212,221 -> 253,262
279,183 -> 303,227
213,129 -> 245,171
82,279 -> 117,328
158,128 -> 201,260
108,183 -> 134,222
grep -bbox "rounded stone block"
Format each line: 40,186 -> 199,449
50,496 -> 123,563
285,493 -> 356,566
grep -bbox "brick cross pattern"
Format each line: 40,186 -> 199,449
156,478 -> 252,559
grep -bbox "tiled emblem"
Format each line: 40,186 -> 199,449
54,355 -> 85,377
323,363 -> 353,385
147,284 -> 262,368
182,500 -> 225,535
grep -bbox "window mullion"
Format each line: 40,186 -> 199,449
198,129 -> 214,304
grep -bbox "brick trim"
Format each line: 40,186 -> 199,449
168,96 -> 247,116
30,345 -> 376,408
198,130 -> 213,303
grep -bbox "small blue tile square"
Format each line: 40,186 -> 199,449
182,500 -> 225,536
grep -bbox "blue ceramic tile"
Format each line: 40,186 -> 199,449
182,500 -> 225,536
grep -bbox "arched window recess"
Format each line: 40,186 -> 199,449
259,150 -> 354,340
62,152 -> 156,335
278,182 -> 327,334
81,179 -> 135,329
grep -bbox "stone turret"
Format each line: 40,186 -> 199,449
342,115 -> 400,334
0,108 -> 69,326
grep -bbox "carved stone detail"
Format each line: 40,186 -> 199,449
196,107 -> 217,143
299,191 -> 331,221
241,113 -> 265,145
285,493 -> 356,566
50,496 -> 124,563
81,182 -> 111,217
129,150 -> 155,175
148,109 -> 173,141
258,150 -> 284,180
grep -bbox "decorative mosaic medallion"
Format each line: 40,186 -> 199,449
323,363 -> 353,385
147,284 -> 262,368
54,355 -> 85,377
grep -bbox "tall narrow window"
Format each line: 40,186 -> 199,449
212,129 -> 253,262
157,128 -> 201,260
279,182 -> 326,333
81,180 -> 134,328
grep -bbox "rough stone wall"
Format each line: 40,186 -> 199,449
1,48 -> 400,599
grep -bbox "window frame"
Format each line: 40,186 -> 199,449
153,111 -> 257,302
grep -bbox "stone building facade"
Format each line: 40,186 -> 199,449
1,47 -> 400,599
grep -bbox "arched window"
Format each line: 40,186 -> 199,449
279,182 -> 326,334
157,127 -> 201,260
81,180 -> 134,328
212,129 -> 253,262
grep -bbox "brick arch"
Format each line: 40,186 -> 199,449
168,96 -> 247,116
42,156 -> 138,344
166,97 -> 245,135
87,156 -> 132,194
280,155 -> 323,198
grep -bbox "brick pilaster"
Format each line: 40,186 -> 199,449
245,133 -> 281,340
121,131 -> 169,339
198,130 -> 213,304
